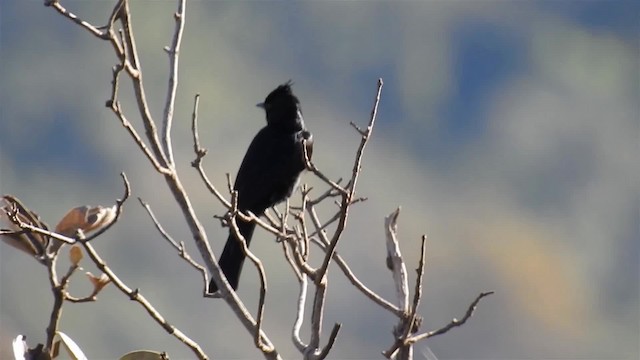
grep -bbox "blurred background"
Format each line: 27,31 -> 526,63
1,1 -> 638,359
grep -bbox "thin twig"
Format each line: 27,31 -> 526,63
45,0 -> 111,40
280,200 -> 303,280
264,208 -> 282,230
105,0 -> 126,55
5,222 -> 74,245
407,291 -> 494,343
161,0 -> 186,166
190,94 -> 205,155
83,172 -> 131,242
292,274 -> 308,352
283,236 -> 316,278
306,271 -> 327,358
282,241 -> 302,281
316,78 -> 383,284
109,94 -> 171,174
302,141 -> 347,195
407,235 -> 428,333
280,201 -> 290,239
65,295 -> 98,303
119,0 -> 169,166
349,121 -> 366,136
296,186 -> 311,260
138,198 -> 209,289
307,181 -> 342,206
226,173 -> 234,194
228,192 -> 272,353
139,198 -> 179,249
315,323 -> 342,360
191,94 -> 233,209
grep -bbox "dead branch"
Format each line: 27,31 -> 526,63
161,0 -> 186,166
138,197 -> 209,291
407,291 -> 494,343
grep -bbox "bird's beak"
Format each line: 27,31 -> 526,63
256,102 -> 265,109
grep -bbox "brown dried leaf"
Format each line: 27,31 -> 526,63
50,205 -> 117,253
69,245 -> 83,266
55,205 -> 116,236
0,195 -> 50,258
86,272 -> 111,293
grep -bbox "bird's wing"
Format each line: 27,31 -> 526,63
233,127 -> 283,212
233,127 -> 308,213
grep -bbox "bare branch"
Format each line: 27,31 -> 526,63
280,201 -> 304,280
139,198 -> 180,249
226,173 -> 234,194
191,94 -> 233,209
292,274 -> 309,352
315,79 -> 383,283
307,270 -> 327,357
279,201 -> 290,238
283,235 -> 316,278
44,258 -> 68,352
302,140 -> 347,195
109,89 -> 171,174
282,241 -> 302,281
264,208 -> 282,230
191,94 -> 205,155
83,172 -> 131,242
5,221 -> 74,246
385,207 -> 409,312
295,186 -> 311,260
305,194 -> 367,239
315,323 -> 342,360
228,192 -> 272,352
407,291 -> 494,343
161,0 -> 187,166
138,197 -> 209,290
307,182 -> 343,207
349,121 -> 366,136
44,0 -> 113,40
105,0 -> 126,55
65,294 -> 97,303
118,0 -> 169,165
408,235 -> 428,331
347,78 -> 383,196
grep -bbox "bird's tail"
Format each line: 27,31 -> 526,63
208,219 -> 256,293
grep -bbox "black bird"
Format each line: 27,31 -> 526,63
209,82 -> 313,293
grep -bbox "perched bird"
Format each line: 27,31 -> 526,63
209,82 -> 313,293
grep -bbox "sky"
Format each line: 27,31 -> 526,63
1,1 -> 638,359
